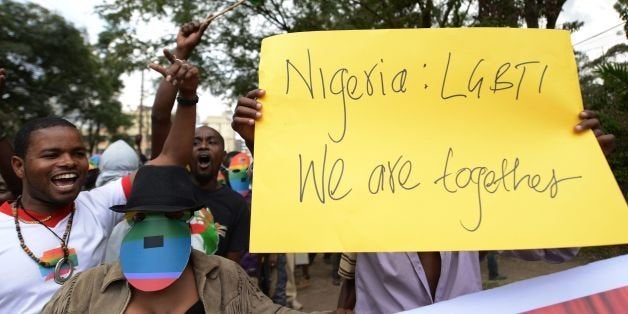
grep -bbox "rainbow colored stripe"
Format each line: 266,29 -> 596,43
39,247 -> 78,281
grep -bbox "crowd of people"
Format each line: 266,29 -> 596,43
0,17 -> 618,314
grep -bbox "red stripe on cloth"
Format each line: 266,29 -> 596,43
0,200 -> 72,227
525,286 -> 628,314
122,175 -> 132,199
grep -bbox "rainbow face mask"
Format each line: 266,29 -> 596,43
120,211 -> 192,292
217,170 -> 226,186
227,153 -> 251,197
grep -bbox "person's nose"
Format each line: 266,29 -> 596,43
57,153 -> 77,168
198,139 -> 210,150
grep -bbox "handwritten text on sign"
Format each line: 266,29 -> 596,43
251,29 -> 628,252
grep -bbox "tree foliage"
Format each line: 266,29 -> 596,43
615,0 -> 628,38
96,0 -> 581,101
95,0 -> 476,100
0,0 -> 132,152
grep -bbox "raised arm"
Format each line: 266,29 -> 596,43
151,22 -> 209,159
232,89 -> 265,155
146,48 -> 200,168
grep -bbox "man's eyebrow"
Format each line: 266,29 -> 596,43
39,146 -> 86,154
39,148 -> 61,154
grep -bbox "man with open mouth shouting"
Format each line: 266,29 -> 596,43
0,47 -> 200,313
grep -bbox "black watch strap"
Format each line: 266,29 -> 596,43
177,94 -> 199,106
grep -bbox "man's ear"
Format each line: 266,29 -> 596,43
11,156 -> 25,179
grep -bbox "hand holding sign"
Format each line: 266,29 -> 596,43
233,89 -> 265,154
574,110 -> 616,156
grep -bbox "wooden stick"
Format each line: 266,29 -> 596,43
203,0 -> 246,25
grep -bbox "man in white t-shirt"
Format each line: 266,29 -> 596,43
0,49 -> 201,313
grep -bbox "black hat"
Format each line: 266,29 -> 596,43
110,165 -> 204,213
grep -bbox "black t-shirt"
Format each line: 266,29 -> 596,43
194,186 -> 250,257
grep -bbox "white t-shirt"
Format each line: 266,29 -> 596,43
0,179 -> 126,314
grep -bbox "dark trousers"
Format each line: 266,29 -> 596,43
260,254 -> 287,305
487,251 -> 500,279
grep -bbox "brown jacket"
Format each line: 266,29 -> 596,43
43,250 -> 302,314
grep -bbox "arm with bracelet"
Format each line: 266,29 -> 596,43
151,22 -> 208,159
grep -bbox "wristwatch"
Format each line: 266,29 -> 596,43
177,94 -> 199,106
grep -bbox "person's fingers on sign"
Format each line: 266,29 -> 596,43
574,110 -> 616,156
232,88 -> 265,150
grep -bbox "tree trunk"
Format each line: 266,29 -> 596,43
439,0 -> 456,27
524,0 -> 539,28
478,0 -> 519,27
421,0 -> 434,28
544,0 -> 566,29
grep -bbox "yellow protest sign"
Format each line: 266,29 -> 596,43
251,28 -> 627,253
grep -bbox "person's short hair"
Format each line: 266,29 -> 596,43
14,117 -> 77,158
